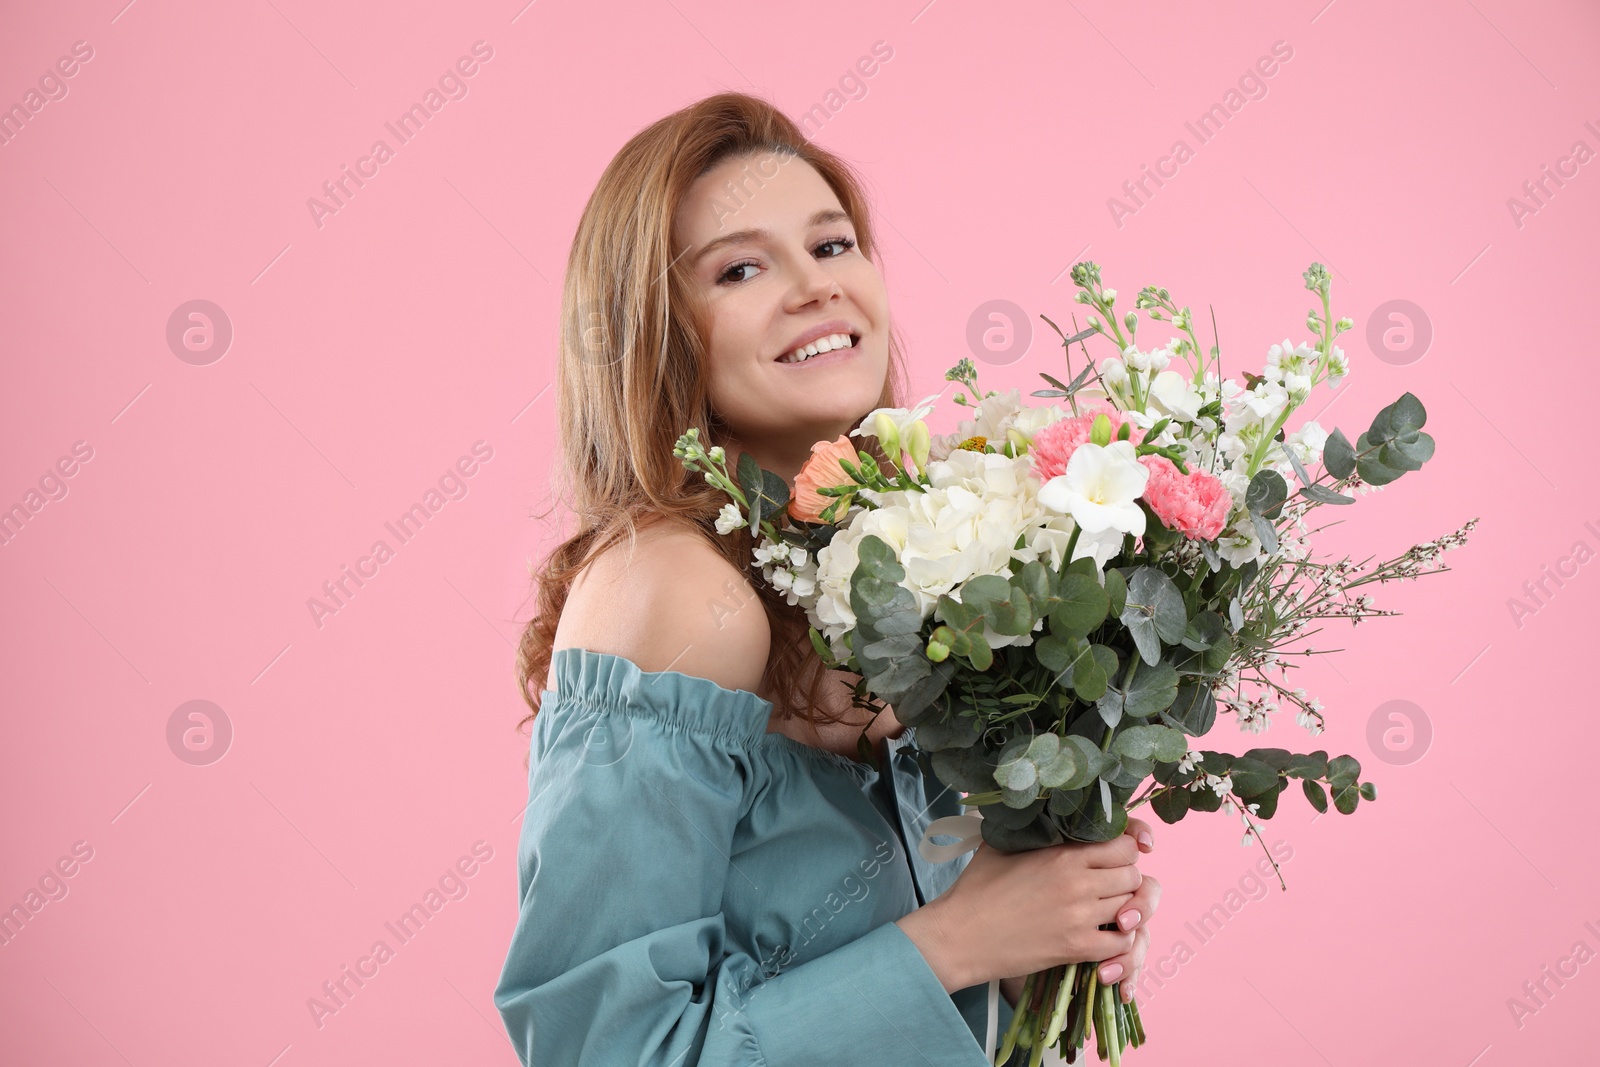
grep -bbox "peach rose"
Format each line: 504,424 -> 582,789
788,435 -> 859,524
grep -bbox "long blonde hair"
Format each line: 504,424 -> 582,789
514,90 -> 910,737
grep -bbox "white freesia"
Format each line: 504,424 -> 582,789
850,392 -> 942,448
1036,440 -> 1149,537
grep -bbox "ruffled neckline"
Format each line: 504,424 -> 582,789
547,647 -> 917,778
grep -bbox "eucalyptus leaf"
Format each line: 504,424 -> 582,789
1104,566 -> 1127,618
1323,427 -> 1356,479
1160,681 -> 1217,736
1327,754 -> 1361,787
983,795 -> 1048,829
1245,470 -> 1288,519
1113,724 -> 1189,761
1001,784 -> 1039,809
1120,567 -> 1187,666
1152,786 -> 1191,824
1227,756 -> 1280,797
1105,755 -> 1154,788
1052,573 -> 1110,636
1099,658 -> 1180,720
1251,511 -> 1280,556
1059,735 -> 1103,790
1035,746 -> 1082,789
1299,483 -> 1354,506
912,711 -> 982,752
930,745 -> 1000,793
981,815 -> 1064,851
1285,752 -> 1328,780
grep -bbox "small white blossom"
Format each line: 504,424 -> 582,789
715,503 -> 747,535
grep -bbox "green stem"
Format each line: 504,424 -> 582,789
1046,962 -> 1076,1045
995,971 -> 1034,1065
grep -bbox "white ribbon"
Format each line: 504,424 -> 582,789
916,806 -> 998,1060
916,810 -> 985,863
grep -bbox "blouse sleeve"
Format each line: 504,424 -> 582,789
492,674 -> 987,1067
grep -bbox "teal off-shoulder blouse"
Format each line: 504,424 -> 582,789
493,647 -> 1017,1065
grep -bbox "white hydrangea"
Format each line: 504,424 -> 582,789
808,449 -> 1079,657
927,388 -> 1068,461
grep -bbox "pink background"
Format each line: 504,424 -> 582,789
3,0 -> 1596,1063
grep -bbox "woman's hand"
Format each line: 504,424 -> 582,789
898,816 -> 1158,993
1097,816 -> 1160,1002
992,818 -> 1160,1006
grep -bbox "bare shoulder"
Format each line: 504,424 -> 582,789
553,518 -> 771,695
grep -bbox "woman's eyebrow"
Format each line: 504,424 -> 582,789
691,208 -> 852,264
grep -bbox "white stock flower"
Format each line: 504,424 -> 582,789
1264,339 -> 1317,385
1284,420 -> 1329,467
1036,440 -> 1149,537
714,502 -> 747,535
1147,342 -> 1175,373
1326,345 -> 1349,387
1122,344 -> 1153,374
1216,515 -> 1264,568
1099,356 -> 1129,389
1239,381 -> 1291,423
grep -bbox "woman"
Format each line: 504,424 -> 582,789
493,91 -> 1161,1066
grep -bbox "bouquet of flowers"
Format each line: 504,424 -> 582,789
674,261 -> 1475,1065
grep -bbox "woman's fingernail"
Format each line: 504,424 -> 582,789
1136,830 -> 1154,849
1100,963 -> 1123,983
1118,910 -> 1141,930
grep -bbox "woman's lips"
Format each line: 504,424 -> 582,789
775,337 -> 861,369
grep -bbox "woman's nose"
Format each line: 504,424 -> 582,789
786,256 -> 843,307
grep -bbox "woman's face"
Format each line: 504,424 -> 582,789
674,151 -> 890,481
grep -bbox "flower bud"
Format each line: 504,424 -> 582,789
872,411 -> 902,462
1102,288 -> 1117,305
1091,413 -> 1112,447
906,420 -> 931,476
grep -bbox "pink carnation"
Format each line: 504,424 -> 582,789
1138,455 -> 1231,540
1028,403 -> 1147,481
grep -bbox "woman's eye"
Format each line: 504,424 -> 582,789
715,237 -> 855,286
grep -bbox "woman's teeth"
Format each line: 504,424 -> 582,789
779,333 -> 855,364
